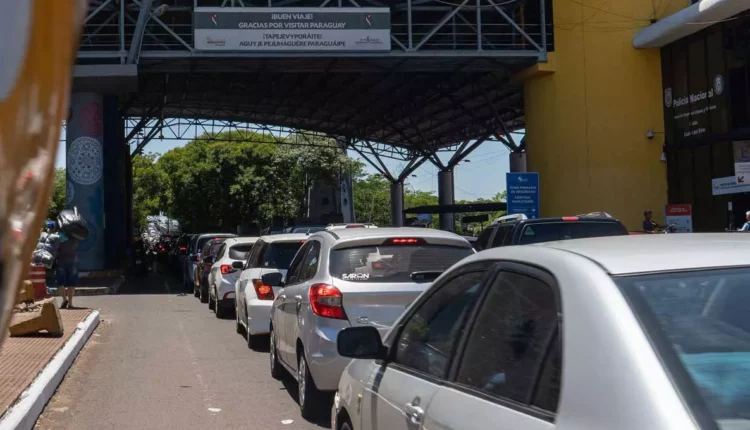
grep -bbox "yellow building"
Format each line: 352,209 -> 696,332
519,0 -> 748,232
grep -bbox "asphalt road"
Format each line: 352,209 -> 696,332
34,265 -> 330,430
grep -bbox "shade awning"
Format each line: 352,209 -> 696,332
633,0 -> 749,49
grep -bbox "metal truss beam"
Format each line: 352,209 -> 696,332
78,0 -> 551,60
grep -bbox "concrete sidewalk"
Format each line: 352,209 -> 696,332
0,308 -> 99,430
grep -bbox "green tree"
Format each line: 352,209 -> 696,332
46,168 -> 67,220
132,153 -> 170,228
154,131 -> 356,232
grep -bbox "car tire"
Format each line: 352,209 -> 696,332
215,295 -> 226,319
193,283 -> 199,297
235,304 -> 242,334
247,326 -> 263,350
340,418 -> 353,430
269,326 -> 283,380
298,350 -> 322,420
200,286 -> 209,304
208,293 -> 215,310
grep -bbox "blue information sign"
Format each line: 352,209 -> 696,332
506,172 -> 540,219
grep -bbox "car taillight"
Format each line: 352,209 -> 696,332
382,237 -> 426,245
253,279 -> 274,300
309,284 -> 346,320
179,246 -> 186,251
220,265 -> 234,275
562,216 -> 579,221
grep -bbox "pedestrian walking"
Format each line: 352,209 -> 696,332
55,231 -> 80,308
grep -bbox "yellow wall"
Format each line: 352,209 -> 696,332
522,0 -> 685,230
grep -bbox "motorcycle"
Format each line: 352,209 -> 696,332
132,247 -> 150,277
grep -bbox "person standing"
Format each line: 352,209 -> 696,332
56,231 -> 80,309
738,211 -> 750,232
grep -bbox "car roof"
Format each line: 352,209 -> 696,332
258,233 -> 309,243
224,237 -> 259,246
531,233 -> 750,275
317,227 -> 472,249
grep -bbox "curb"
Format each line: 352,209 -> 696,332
0,310 -> 100,430
48,276 -> 125,297
110,276 -> 125,294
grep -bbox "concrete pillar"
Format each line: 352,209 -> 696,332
390,181 -> 404,227
102,104 -> 126,269
510,152 -> 527,173
438,169 -> 455,231
66,93 -> 106,271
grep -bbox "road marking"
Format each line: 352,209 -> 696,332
208,408 -> 221,413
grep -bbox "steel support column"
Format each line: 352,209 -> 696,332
438,169 -> 455,231
390,181 -> 405,227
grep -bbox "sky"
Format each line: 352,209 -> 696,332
57,128 -> 521,201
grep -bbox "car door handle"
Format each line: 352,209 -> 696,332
279,294 -> 287,300
404,402 -> 424,425
294,295 -> 302,301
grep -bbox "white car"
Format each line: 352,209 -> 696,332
333,234 -> 750,430
266,227 -> 475,419
234,233 -> 308,348
207,237 -> 257,318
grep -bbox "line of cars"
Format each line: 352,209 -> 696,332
178,215 -> 748,430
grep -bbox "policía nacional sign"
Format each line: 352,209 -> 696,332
194,7 -> 390,52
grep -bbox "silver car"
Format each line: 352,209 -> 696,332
265,227 -> 475,419
334,233 -> 750,430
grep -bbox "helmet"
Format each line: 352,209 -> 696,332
45,220 -> 56,230
0,2 -> 87,342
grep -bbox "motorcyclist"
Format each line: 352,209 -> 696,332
0,1 -> 87,342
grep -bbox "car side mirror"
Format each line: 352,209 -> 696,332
261,272 -> 284,287
232,261 -> 244,270
337,327 -> 387,360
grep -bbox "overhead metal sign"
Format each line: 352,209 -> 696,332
194,7 -> 391,52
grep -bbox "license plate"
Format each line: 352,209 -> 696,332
136,260 -> 142,264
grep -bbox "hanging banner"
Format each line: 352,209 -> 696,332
194,7 -> 391,52
664,204 -> 693,233
712,176 -> 750,196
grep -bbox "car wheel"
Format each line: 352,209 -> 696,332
340,418 -> 353,430
246,325 -> 263,350
298,350 -> 322,420
235,304 -> 242,334
215,295 -> 226,319
200,285 -> 209,304
269,326 -> 283,380
193,282 -> 199,297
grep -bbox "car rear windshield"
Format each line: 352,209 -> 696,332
329,245 -> 473,283
229,244 -> 253,260
518,221 -> 628,245
291,226 -> 325,233
263,242 -> 304,269
196,235 -> 232,253
615,268 -> 750,426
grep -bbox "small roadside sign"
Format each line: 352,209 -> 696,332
506,173 -> 540,219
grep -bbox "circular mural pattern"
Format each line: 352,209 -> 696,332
66,181 -> 75,205
68,137 -> 103,185
78,101 -> 102,136
714,74 -> 724,96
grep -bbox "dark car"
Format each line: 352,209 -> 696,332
182,233 -> 236,291
474,212 -> 629,251
170,233 -> 194,273
195,237 -> 230,303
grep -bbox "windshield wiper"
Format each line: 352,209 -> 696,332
411,271 -> 442,282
